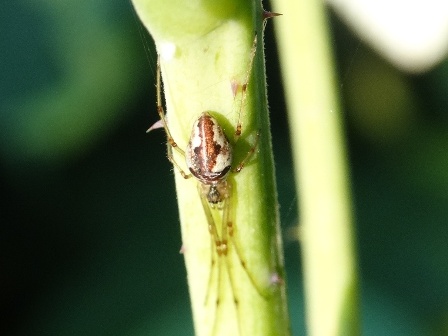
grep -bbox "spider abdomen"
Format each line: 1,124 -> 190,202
186,112 -> 232,184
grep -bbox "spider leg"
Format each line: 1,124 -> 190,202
166,139 -> 192,179
200,186 -> 219,306
198,186 -> 227,336
220,183 -> 245,336
222,179 -> 270,299
234,34 -> 258,143
153,54 -> 192,179
233,130 -> 260,173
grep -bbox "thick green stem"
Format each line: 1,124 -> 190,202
132,1 -> 290,335
272,0 -> 360,335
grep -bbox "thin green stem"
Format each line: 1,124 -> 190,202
272,0 -> 360,335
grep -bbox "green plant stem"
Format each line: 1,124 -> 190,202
132,1 -> 290,335
272,0 -> 360,335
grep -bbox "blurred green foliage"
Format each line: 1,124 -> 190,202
1,2 -> 448,336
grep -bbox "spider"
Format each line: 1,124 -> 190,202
150,35 -> 269,335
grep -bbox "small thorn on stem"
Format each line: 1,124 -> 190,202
270,272 -> 284,286
147,119 -> 164,133
230,79 -> 239,98
263,11 -> 283,20
179,245 -> 186,254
